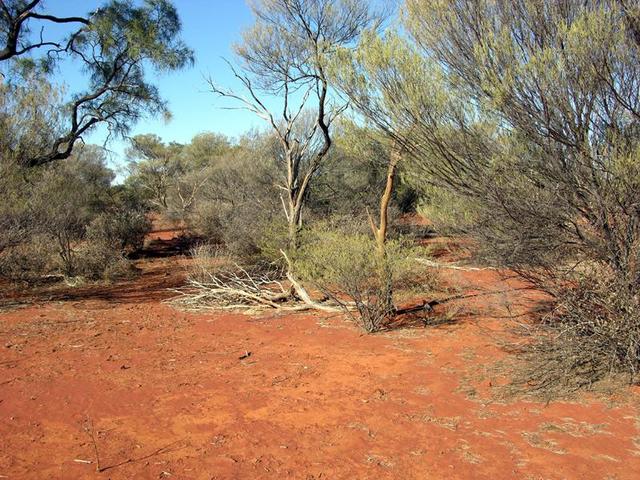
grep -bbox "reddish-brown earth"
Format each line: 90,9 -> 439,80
1,231 -> 640,479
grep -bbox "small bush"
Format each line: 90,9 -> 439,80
188,200 -> 225,245
295,225 -> 415,332
0,235 -> 58,283
0,144 -> 145,283
255,218 -> 290,264
510,268 -> 640,396
85,210 -> 150,253
190,199 -> 286,263
220,209 -> 280,261
74,211 -> 150,281
75,241 -> 133,281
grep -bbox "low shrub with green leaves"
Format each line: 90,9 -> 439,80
0,235 -> 58,283
294,225 -> 417,332
74,209 -> 150,281
85,210 -> 150,253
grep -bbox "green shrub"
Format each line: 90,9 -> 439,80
85,210 -> 150,253
76,241 -> 134,281
0,235 -> 58,283
294,225 -> 416,332
75,211 -> 149,281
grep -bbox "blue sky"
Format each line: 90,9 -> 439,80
45,0 -> 274,172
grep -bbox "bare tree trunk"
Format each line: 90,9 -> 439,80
287,175 -> 312,251
286,194 -> 303,251
368,146 -> 401,317
369,147 -> 400,257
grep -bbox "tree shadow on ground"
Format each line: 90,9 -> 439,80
129,232 -> 202,259
384,309 -> 461,331
382,283 -> 552,333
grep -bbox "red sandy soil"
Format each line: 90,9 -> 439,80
1,232 -> 640,479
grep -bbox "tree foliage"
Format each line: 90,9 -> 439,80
0,144 -> 149,281
0,0 -> 193,167
333,0 -> 640,380
126,131 -> 237,219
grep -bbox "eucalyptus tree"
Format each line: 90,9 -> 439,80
0,0 -> 193,167
210,0 -> 386,249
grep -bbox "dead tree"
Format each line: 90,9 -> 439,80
206,0 -> 386,310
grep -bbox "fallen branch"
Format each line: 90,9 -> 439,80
168,264 -> 290,311
286,271 -> 344,313
168,255 -> 348,314
82,416 -> 184,473
97,441 -> 184,473
0,377 -> 21,386
281,249 -> 344,313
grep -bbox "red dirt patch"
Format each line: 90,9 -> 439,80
1,232 -> 639,479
